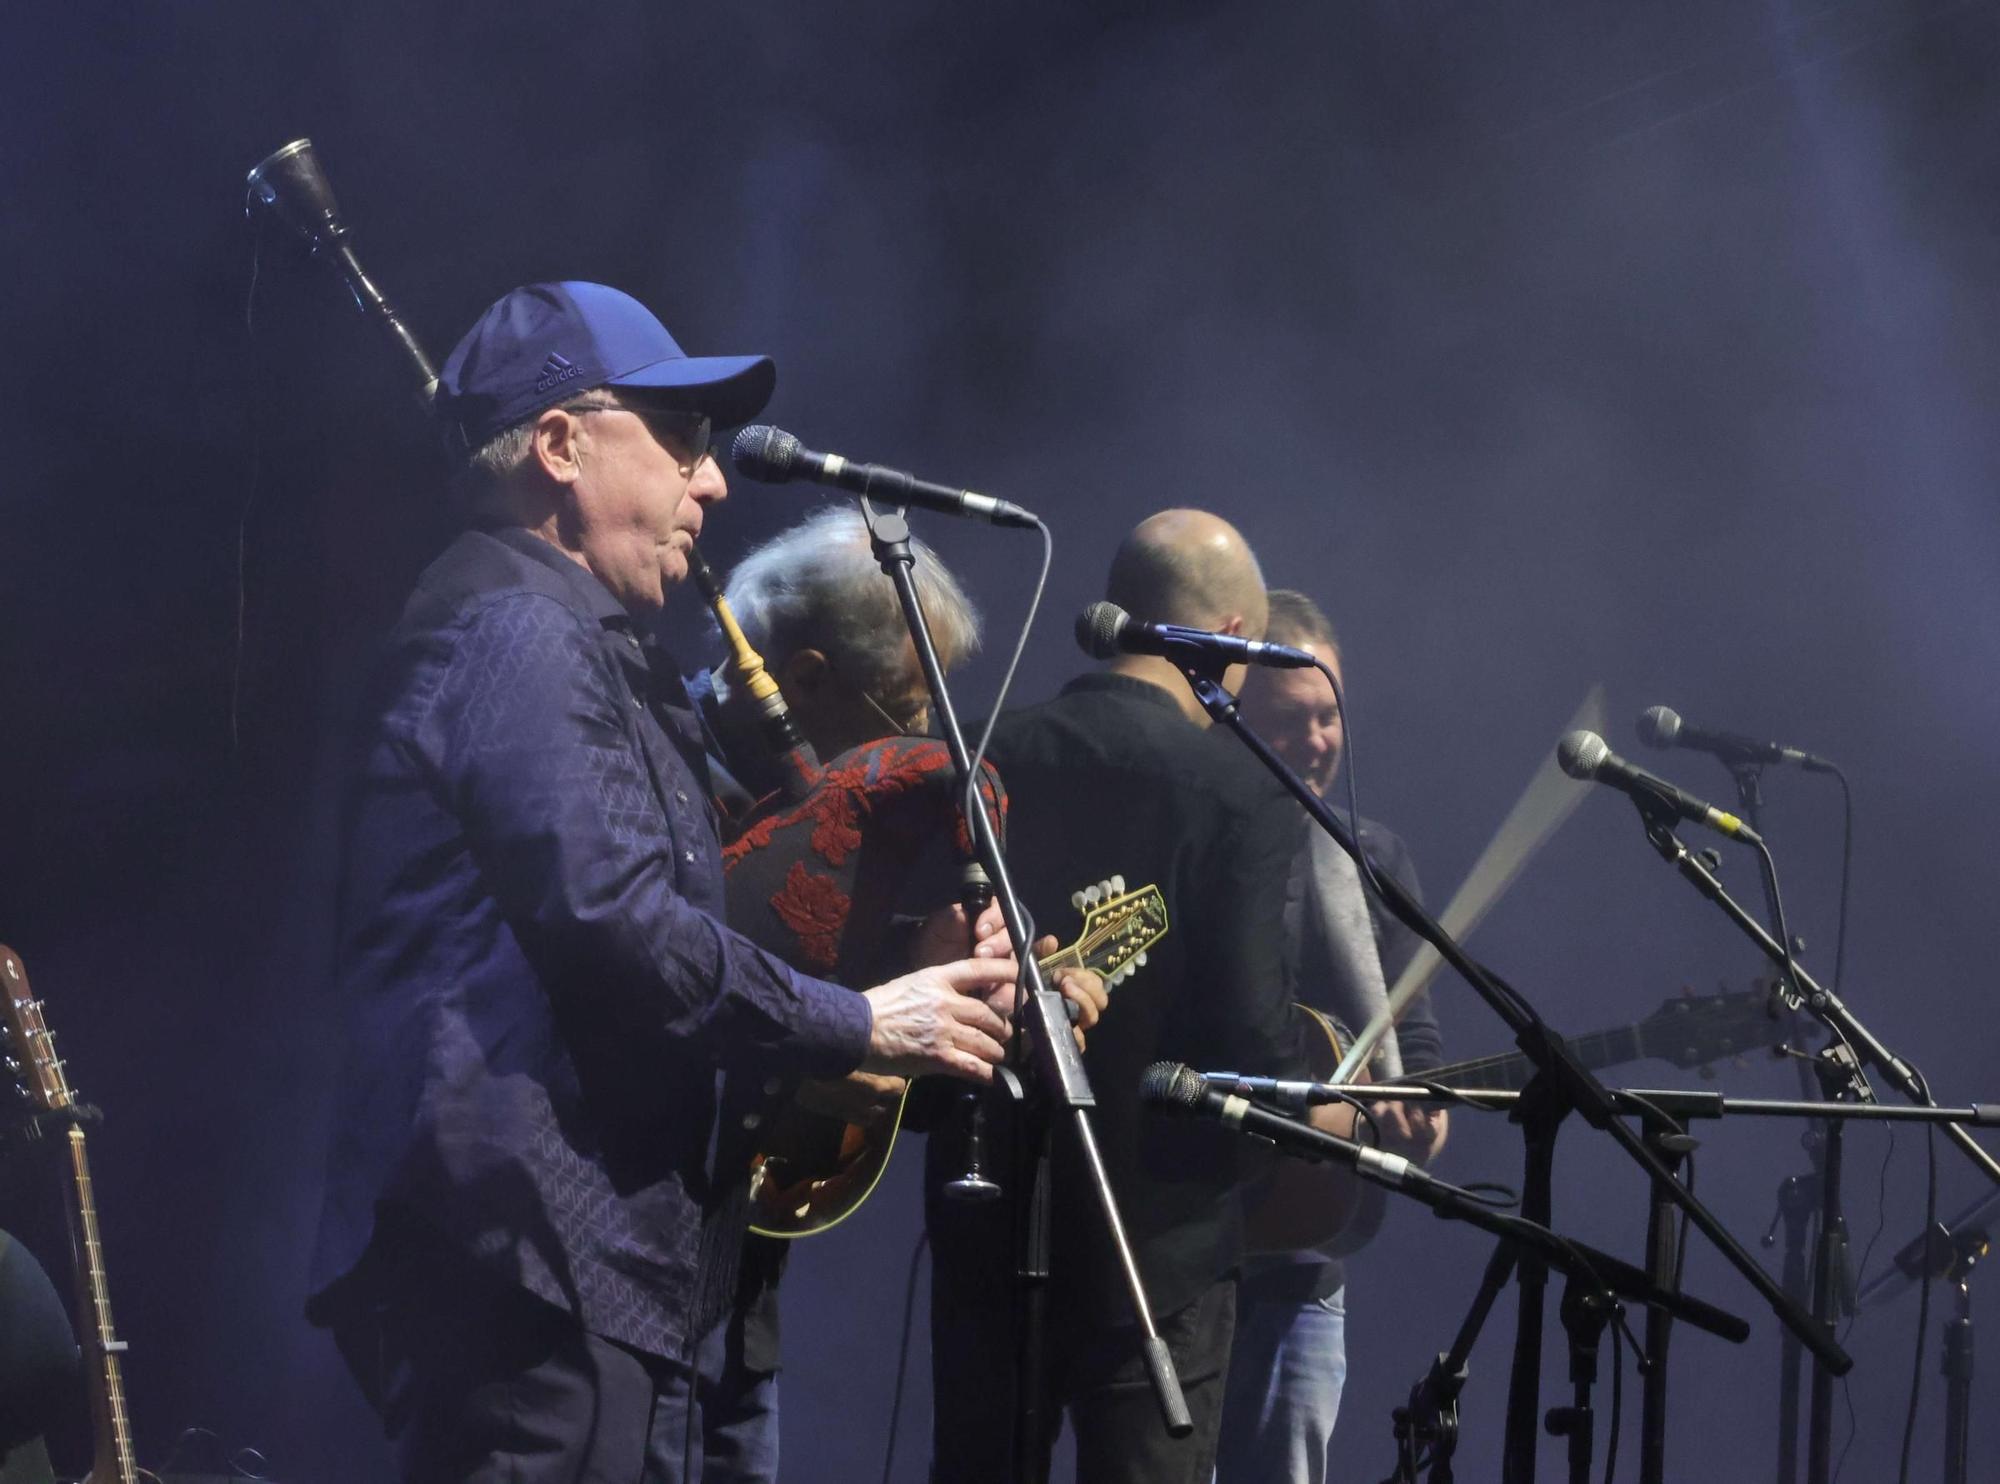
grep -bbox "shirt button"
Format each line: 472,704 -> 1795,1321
741,1111 -> 762,1131
675,790 -> 689,806
683,849 -> 697,864
763,1076 -> 784,1096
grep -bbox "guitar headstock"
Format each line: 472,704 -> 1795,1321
0,945 -> 74,1114
1636,983 -> 1788,1075
1064,876 -> 1170,987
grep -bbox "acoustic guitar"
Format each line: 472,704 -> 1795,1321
0,946 -> 138,1484
1249,983 -> 1788,1256
749,878 -> 1169,1237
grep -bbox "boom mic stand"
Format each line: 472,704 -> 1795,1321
1175,662 -> 1843,1484
855,499 -> 1191,1482
1344,1080 -> 1996,1482
1621,797 -> 2000,1484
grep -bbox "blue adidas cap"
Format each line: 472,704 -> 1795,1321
435,281 -> 776,454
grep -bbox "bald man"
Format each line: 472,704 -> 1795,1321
925,511 -> 1308,1484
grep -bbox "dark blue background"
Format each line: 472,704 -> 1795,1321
2,2 -> 1995,1478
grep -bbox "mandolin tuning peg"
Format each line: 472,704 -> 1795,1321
1110,874 -> 1126,894
1071,890 -> 1086,911
1134,951 -> 1147,967
1084,885 -> 1102,906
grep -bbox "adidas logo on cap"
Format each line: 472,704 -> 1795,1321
535,352 -> 587,393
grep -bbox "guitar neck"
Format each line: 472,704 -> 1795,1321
1038,944 -> 1082,974
1425,1023 -> 1649,1092
64,1127 -> 137,1484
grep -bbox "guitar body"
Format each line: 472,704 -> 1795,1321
1244,1005 -> 1381,1257
748,1082 -> 913,1239
748,879 -> 1169,1237
1245,986 -> 1785,1258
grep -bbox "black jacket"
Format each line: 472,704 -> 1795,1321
928,672 -> 1308,1325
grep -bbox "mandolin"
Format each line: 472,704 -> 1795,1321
0,946 -> 138,1484
1249,983 -> 1788,1256
749,878 -> 1170,1237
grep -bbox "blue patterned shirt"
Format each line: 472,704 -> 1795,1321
308,527 -> 872,1361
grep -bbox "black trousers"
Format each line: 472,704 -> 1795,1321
330,1261 -> 775,1484
928,1267 -> 1238,1484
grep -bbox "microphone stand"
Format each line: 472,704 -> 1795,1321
856,501 -> 1191,1480
1622,798 -> 2000,1484
1728,762 -> 1848,1484
1177,664 -> 1846,1484
1852,1186 -> 1995,1484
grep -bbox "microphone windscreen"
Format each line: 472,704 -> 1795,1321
1636,706 -> 1682,748
1556,729 -> 1610,781
1139,1060 -> 1205,1109
1075,601 -> 1129,660
245,138 -> 345,246
730,424 -> 799,481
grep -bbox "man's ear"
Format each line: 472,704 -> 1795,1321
1215,612 -> 1248,638
778,648 -> 832,700
530,407 -> 585,486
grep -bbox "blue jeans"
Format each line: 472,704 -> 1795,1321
1214,1283 -> 1347,1484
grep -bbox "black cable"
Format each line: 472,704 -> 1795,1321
960,516 -> 1053,876
1321,655 -> 1541,1034
232,213 -> 268,755
1831,1124 -> 1899,1483
958,514 -> 1053,1018
1329,1091 -> 1382,1150
1828,766 -> 1854,995
881,1229 -> 931,1484
1605,1306 -> 1624,1484
1322,658 -> 1394,910
1894,1120 -> 1938,1484
1752,838 -> 1803,1016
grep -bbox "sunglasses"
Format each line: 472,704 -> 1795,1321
562,401 -> 712,472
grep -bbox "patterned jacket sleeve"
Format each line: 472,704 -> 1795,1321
411,592 -> 872,1078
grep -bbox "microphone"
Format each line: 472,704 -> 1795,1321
1139,1062 -> 1438,1193
1074,602 -> 1319,669
1183,1068 -> 1354,1112
1557,730 -> 1764,845
1637,706 -> 1835,773
730,425 -> 1038,528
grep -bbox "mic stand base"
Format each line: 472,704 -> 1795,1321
1547,1273 -> 1618,1484
1942,1231 -> 1984,1484
1502,1070 -> 1568,1484
1382,1241 -> 1519,1484
1640,1111 -> 1698,1484
1773,1168 -> 1816,1484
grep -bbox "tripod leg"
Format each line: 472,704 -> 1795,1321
1941,1295 -> 1972,1484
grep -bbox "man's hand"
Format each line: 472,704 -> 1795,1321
910,909 -> 1110,1052
794,1071 -> 908,1131
1369,1100 -> 1450,1163
911,895 -> 1009,969
973,926 -> 1108,1051
1047,963 -> 1107,1050
860,956 -> 1019,1082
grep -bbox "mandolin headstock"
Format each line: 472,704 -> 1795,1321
1063,876 -> 1170,987
0,945 -> 74,1115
